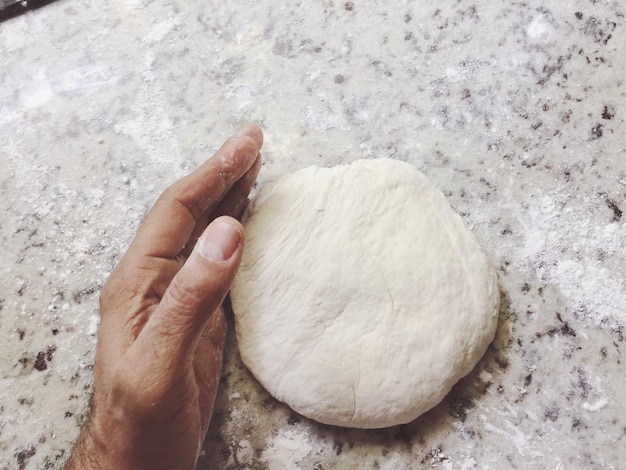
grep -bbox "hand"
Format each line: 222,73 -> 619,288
63,124 -> 263,469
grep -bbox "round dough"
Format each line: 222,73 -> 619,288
231,158 -> 499,429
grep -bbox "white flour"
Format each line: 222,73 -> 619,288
513,189 -> 626,329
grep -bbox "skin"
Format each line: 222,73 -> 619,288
63,124 -> 263,470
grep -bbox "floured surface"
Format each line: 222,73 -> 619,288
1,0 -> 625,468
231,159 -> 499,428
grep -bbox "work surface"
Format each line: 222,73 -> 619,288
1,0 -> 625,468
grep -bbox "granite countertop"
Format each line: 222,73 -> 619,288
1,0 -> 625,468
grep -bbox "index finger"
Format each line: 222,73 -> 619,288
128,124 -> 263,259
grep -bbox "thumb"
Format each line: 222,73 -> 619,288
140,216 -> 244,364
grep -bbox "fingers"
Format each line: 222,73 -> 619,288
180,153 -> 262,259
135,217 -> 244,366
129,124 -> 263,260
214,153 -> 263,219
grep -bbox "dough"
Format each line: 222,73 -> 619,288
231,158 -> 499,429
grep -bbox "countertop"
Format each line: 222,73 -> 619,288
1,0 -> 625,468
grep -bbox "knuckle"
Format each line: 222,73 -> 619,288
167,275 -> 203,311
111,363 -> 191,421
99,273 -> 124,312
112,365 -> 160,412
98,265 -> 139,313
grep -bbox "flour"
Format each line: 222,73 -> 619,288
582,397 -> 609,412
260,428 -> 314,468
513,190 -> 626,329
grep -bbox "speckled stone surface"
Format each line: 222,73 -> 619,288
1,0 -> 625,468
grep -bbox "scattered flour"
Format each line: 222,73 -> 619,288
513,190 -> 626,328
526,15 -> 554,44
582,397 -> 609,413
260,428 -> 313,468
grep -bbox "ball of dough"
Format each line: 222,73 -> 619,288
231,158 -> 499,429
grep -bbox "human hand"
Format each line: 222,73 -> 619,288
63,124 -> 263,470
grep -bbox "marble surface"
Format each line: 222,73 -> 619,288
1,0 -> 625,468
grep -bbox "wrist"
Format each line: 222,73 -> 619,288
65,409 -> 199,470
64,400 -> 137,470
63,421 -> 114,470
